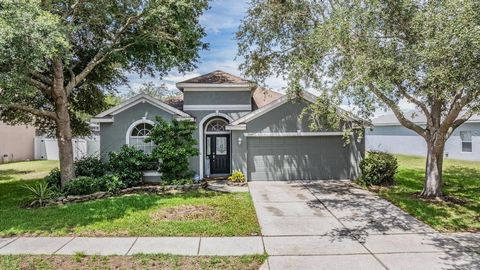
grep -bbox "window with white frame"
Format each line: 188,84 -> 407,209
206,119 -> 227,132
460,131 -> 472,153
129,122 -> 155,153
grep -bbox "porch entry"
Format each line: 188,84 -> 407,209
204,117 -> 231,176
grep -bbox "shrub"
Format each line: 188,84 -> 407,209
74,156 -> 106,178
64,174 -> 125,196
146,117 -> 199,183
359,151 -> 398,186
23,182 -> 55,206
168,178 -> 195,185
98,174 -> 124,193
228,170 -> 246,183
64,176 -> 101,195
44,168 -> 61,189
108,145 -> 148,187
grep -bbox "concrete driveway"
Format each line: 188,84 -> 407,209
249,180 -> 479,270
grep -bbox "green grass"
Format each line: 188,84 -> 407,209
0,254 -> 267,270
374,154 -> 480,232
0,160 -> 59,182
0,161 -> 261,237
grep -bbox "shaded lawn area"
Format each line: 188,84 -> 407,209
0,254 -> 267,270
0,161 -> 260,237
375,155 -> 480,232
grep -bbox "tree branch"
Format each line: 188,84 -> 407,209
369,83 -> 426,137
28,78 -> 51,96
31,71 -> 53,86
7,104 -> 57,120
64,13 -> 143,95
396,83 -> 431,126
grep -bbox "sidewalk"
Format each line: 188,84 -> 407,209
0,236 -> 264,256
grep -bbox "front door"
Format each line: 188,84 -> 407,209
206,134 -> 230,174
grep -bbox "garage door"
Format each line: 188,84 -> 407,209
247,136 -> 354,181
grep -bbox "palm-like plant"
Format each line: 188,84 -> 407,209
22,182 -> 55,207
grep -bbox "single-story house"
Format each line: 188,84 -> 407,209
366,112 -> 480,161
0,121 -> 35,163
92,70 -> 364,181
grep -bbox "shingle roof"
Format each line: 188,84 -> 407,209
373,111 -> 480,125
178,70 -> 251,84
251,86 -> 283,109
162,95 -> 184,110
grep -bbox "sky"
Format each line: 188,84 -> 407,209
122,0 -> 416,115
122,0 -> 287,95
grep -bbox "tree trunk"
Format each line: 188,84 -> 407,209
52,60 -> 75,187
56,108 -> 75,187
420,140 -> 444,198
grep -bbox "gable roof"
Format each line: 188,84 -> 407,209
176,70 -> 252,90
229,90 -> 365,126
92,93 -> 191,121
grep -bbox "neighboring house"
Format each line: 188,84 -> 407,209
366,112 -> 480,161
0,122 -> 35,163
92,70 -> 364,181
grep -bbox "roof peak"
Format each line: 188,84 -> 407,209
177,70 -> 251,88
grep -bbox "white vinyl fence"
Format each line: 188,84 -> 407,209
34,136 -> 100,160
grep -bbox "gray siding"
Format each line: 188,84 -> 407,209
184,91 -> 251,106
247,100 -> 311,133
99,102 -> 174,160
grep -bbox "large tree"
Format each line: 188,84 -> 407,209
237,0 -> 480,198
0,0 -> 208,186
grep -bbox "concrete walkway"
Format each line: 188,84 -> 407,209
250,180 -> 479,270
0,236 -> 264,256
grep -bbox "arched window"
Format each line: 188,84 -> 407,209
127,121 -> 155,153
206,119 -> 228,132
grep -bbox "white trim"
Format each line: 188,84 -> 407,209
183,87 -> 250,92
177,83 -> 250,89
95,93 -> 191,118
244,132 -> 343,137
198,113 -> 234,179
91,117 -> 114,123
226,124 -> 246,130
125,119 -> 155,145
183,104 -> 251,111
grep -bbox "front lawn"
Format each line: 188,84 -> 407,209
374,155 -> 480,232
0,254 -> 267,270
0,161 -> 260,237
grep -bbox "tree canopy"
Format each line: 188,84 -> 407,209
238,0 -> 480,197
0,0 -> 209,184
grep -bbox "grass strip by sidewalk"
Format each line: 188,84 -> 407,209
0,254 -> 268,270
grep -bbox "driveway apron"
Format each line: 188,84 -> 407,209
249,180 -> 479,270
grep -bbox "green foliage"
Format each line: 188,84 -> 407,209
108,145 -> 149,187
74,156 -> 106,178
44,168 -> 61,189
146,117 -> 199,183
97,174 -> 124,193
63,176 -> 100,196
360,152 -> 398,186
228,170 -> 246,183
22,182 -> 55,206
